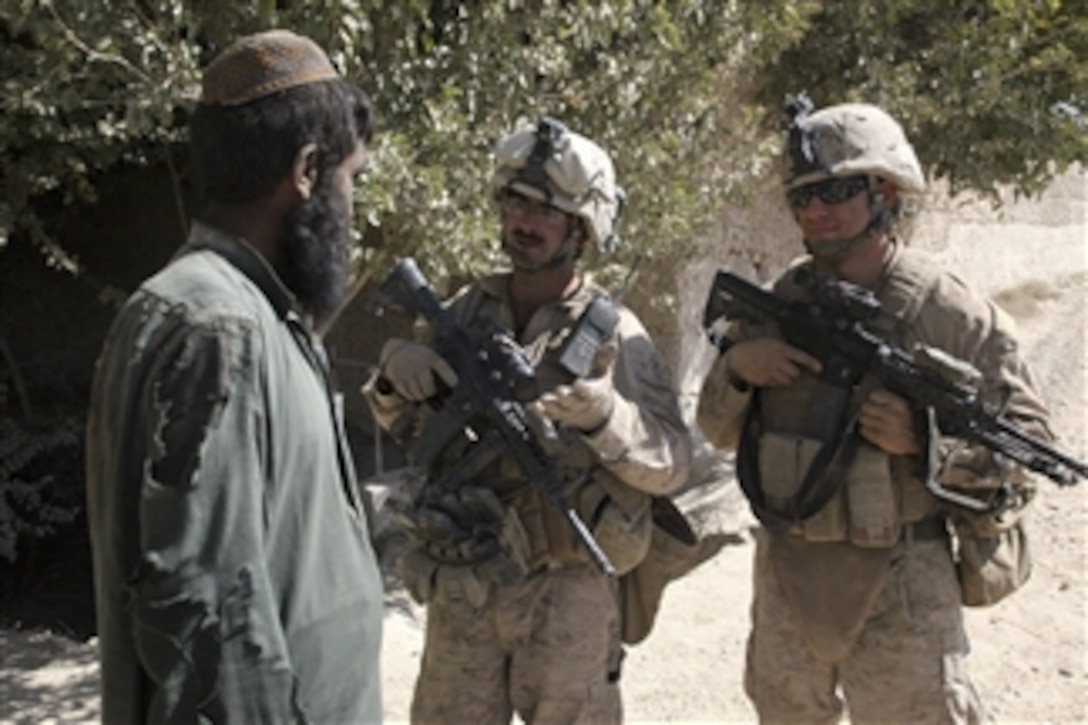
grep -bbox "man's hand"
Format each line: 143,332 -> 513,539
380,338 -> 458,401
726,338 -> 822,388
858,389 -> 921,455
536,343 -> 616,433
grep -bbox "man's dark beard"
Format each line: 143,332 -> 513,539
278,177 -> 351,324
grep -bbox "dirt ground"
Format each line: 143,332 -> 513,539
2,177 -> 1085,723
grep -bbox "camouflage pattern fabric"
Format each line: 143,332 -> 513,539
411,566 -> 622,724
745,528 -> 982,723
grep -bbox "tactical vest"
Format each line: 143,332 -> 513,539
439,276 -> 653,574
740,251 -> 943,547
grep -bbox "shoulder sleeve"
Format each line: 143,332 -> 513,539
131,312 -> 298,721
696,349 -> 754,451
582,307 -> 694,495
916,273 -> 1053,494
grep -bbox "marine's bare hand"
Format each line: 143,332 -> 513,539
858,389 -> 921,455
726,338 -> 822,388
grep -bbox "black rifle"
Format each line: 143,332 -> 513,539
703,268 -> 1087,511
375,257 -> 616,575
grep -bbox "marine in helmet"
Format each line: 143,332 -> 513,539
696,97 -> 1052,722
364,118 -> 692,723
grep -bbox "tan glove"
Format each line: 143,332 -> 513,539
380,338 -> 458,401
535,343 -> 617,433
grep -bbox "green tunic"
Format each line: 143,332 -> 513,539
86,222 -> 383,723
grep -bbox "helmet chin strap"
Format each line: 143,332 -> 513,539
803,185 -> 895,260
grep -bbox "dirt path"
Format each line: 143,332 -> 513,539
2,475 -> 1083,723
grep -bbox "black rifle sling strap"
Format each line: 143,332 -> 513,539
736,384 -> 865,530
737,250 -> 937,530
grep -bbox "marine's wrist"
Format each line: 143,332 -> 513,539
721,350 -> 750,392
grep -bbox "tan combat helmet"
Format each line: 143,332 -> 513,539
784,98 -> 926,193
492,117 -> 625,254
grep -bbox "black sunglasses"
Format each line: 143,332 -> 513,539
787,176 -> 870,210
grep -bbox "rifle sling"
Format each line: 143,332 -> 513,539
737,388 -> 864,530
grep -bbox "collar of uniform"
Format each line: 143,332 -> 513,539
869,238 -> 938,333
182,221 -> 301,321
475,271 -> 602,314
876,236 -> 905,289
475,271 -> 510,301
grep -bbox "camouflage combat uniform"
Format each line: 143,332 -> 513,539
368,272 -> 692,724
697,243 -> 1051,723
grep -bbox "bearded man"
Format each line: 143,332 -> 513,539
85,30 -> 383,723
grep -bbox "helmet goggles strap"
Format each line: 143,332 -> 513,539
802,176 -> 896,259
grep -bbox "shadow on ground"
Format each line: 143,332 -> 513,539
0,628 -> 100,722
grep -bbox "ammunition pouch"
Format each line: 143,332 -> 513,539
398,504 -> 533,608
756,432 -> 823,512
949,497 -> 1033,607
753,431 -> 907,549
843,444 -> 899,547
388,477 -> 534,607
618,496 -> 729,644
575,474 -> 653,576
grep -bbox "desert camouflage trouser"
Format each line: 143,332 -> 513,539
411,565 -> 622,724
745,529 -> 983,724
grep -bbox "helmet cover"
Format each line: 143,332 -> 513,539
783,96 -> 925,193
493,117 -> 624,253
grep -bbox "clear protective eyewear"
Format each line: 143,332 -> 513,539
497,189 -> 569,225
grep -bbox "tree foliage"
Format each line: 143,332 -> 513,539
1,0 -> 1084,573
754,0 -> 1087,198
0,1 -> 797,299
1,0 -> 1084,299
